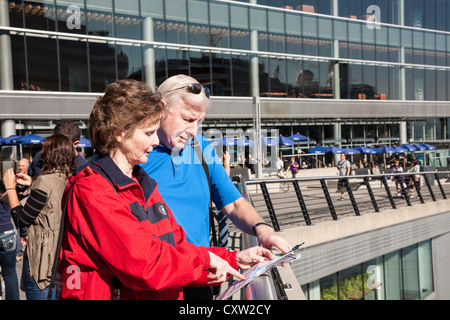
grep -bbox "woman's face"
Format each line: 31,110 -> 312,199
118,121 -> 160,167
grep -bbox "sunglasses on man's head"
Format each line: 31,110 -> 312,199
164,83 -> 210,98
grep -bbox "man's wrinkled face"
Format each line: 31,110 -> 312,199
158,98 -> 206,151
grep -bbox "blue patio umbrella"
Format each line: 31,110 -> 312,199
400,144 -> 419,152
288,132 -> 310,142
327,146 -> 345,154
354,146 -> 379,154
78,137 -> 92,148
261,136 -> 278,146
418,143 -> 436,150
393,145 -> 408,153
212,136 -> 236,147
279,135 -> 295,146
2,135 -> 21,145
342,147 -> 361,155
411,144 -> 426,151
236,137 -> 254,147
0,136 -> 4,145
308,145 -> 329,154
18,134 -> 45,145
377,146 -> 396,154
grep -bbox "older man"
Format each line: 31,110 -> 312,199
141,75 -> 291,299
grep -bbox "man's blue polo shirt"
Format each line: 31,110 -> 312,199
140,134 -> 241,247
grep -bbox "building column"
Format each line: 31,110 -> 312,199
0,0 -> 14,90
1,120 -> 17,162
143,16 -> 156,92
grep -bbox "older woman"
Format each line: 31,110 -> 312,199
59,79 -> 273,300
4,134 -> 77,300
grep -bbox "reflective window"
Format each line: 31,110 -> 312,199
86,0 -> 114,37
231,52 -> 250,96
189,48 -> 211,85
56,0 -> 86,35
89,39 -> 116,92
116,42 -> 143,81
8,0 -> 24,28
165,0 -> 188,45
230,5 -> 249,50
23,1 -> 56,31
26,33 -> 59,91
59,38 -> 89,92
187,0 -> 209,47
211,51 -> 232,96
114,0 -> 141,40
209,1 -> 230,49
268,10 -> 285,53
10,35 -> 26,90
166,47 -> 189,77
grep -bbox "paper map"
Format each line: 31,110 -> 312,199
216,243 -> 304,300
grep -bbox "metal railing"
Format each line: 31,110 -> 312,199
242,170 -> 450,230
238,169 -> 450,300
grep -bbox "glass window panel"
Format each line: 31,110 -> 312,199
286,58 -> 302,97
89,39 -> 117,92
26,33 -> 59,91
413,120 -> 424,141
435,0 -> 446,31
384,250 -> 402,299
347,0 -> 362,19
318,60 -> 332,96
349,63 -> 363,99
425,118 -> 434,140
250,7 -> 267,52
268,10 -> 285,53
165,0 -> 188,45
362,27 -> 375,61
412,30 -> 424,65
362,64 -> 376,98
231,52 -> 250,96
423,0 -> 435,30
86,0 -> 114,37
59,38 -> 89,92
320,273 -> 338,300
317,0 -> 331,15
116,42 -> 143,80
209,1 -> 230,49
23,0 -> 56,31
348,21 -> 361,59
402,244 -> 420,300
268,56 -> 287,95
413,68 -> 424,100
302,15 -> 317,56
187,0 -> 209,47
389,65 -> 401,100
387,27 -> 400,63
230,5 -> 249,50
259,55 -> 270,95
154,46 -> 167,85
363,257 -> 384,300
141,0 -> 164,42
298,59 -> 319,98
337,264 -> 364,300
211,51 -> 232,96
435,34 -> 446,66
436,70 -> 447,101
411,0 -> 424,28
375,26 -> 388,62
424,69 -> 436,101
8,0 -> 24,28
375,65 -> 389,100
166,47 -> 189,77
284,1 -> 300,11
55,0 -> 86,34
318,17 -> 332,57
11,35 -> 26,90
189,49 -> 211,85
448,70 -> 450,101
114,0 -> 141,40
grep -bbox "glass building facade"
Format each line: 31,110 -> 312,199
1,0 -> 450,164
301,240 -> 434,300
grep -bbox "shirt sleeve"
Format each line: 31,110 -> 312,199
11,188 -> 47,228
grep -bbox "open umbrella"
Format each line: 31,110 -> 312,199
342,147 -> 360,155
261,136 -> 278,147
418,143 -> 436,150
308,145 -> 329,154
212,136 -> 236,147
236,138 -> 254,147
411,144 -> 426,151
400,144 -> 418,152
327,146 -> 344,154
354,146 -> 379,154
393,145 -> 408,153
377,146 -> 396,154
279,135 -> 295,146
288,132 -> 310,142
2,135 -> 21,145
18,134 -> 45,145
78,137 -> 92,148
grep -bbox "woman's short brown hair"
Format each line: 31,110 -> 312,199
40,134 -> 77,177
89,79 -> 164,155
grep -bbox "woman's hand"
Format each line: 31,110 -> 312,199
206,251 -> 246,284
236,246 -> 275,270
16,172 -> 32,186
3,168 -> 17,189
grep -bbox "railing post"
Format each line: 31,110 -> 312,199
344,177 -> 360,216
292,180 -> 312,225
320,179 -> 338,220
435,173 -> 447,199
399,178 -> 411,206
423,174 -> 436,201
381,176 -> 396,209
364,176 -> 379,212
260,182 -> 281,231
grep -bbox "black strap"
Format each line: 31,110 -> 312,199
192,138 -> 218,247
